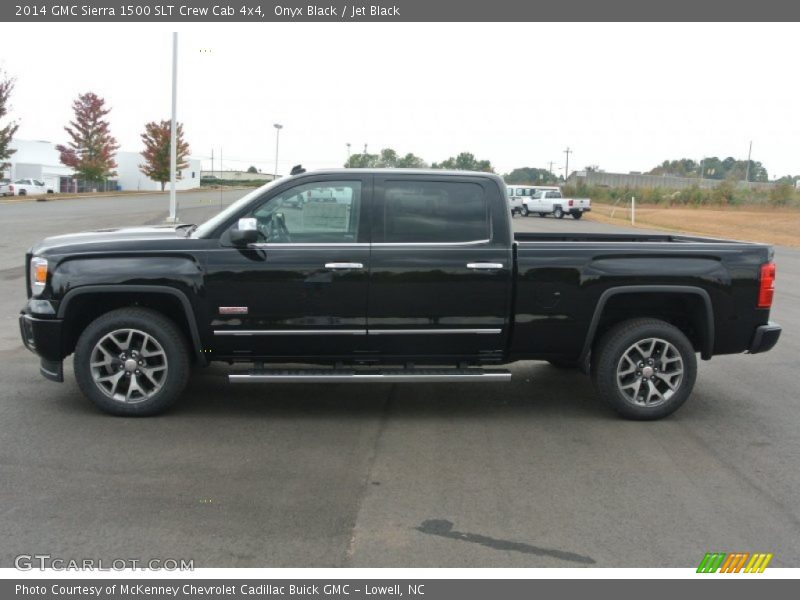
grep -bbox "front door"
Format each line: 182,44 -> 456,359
367,175 -> 513,361
205,176 -> 372,360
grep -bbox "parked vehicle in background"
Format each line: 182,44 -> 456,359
19,168 -> 781,420
6,178 -> 55,196
506,185 -> 559,216
521,189 -> 591,219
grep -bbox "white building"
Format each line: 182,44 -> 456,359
3,140 -> 74,192
115,151 -> 201,191
4,139 -> 201,192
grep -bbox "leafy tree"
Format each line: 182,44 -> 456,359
247,165 -> 258,174
0,70 -> 19,177
395,152 -> 427,168
773,175 -> 799,185
344,147 -> 428,169
649,156 -> 769,182
503,167 -> 557,184
345,152 -> 379,168
432,152 -> 494,173
57,92 -> 120,183
139,120 -> 190,191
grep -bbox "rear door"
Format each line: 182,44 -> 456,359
367,174 -> 513,361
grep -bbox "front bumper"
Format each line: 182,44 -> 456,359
19,310 -> 65,382
749,321 -> 782,354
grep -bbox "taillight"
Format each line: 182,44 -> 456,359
568,199 -> 574,207
758,262 -> 776,308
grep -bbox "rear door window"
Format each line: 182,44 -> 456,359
383,180 -> 489,243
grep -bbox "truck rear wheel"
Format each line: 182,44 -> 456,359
591,318 -> 697,420
572,212 -> 583,220
73,308 -> 190,416
553,206 -> 564,219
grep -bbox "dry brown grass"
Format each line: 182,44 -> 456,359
587,203 -> 800,247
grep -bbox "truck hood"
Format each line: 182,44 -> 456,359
30,225 -> 187,255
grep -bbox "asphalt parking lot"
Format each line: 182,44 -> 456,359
1,191 -> 798,568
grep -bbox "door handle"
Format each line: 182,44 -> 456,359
466,262 -> 504,270
325,262 -> 364,270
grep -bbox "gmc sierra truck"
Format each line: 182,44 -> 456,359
19,168 -> 781,419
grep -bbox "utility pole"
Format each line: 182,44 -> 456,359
168,32 -> 178,222
564,147 -> 572,181
211,148 -> 214,178
346,142 -> 351,165
744,141 -> 753,183
273,123 -> 283,180
548,161 -> 554,176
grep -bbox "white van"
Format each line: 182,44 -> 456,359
506,185 -> 560,216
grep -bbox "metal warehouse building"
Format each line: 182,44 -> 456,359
4,139 -> 201,192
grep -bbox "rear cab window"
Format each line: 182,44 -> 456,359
381,180 -> 490,244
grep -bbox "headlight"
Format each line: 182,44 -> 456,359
30,256 -> 48,295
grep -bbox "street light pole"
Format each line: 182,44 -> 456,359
744,140 -> 753,183
346,142 -> 351,165
273,123 -> 283,180
168,32 -> 178,222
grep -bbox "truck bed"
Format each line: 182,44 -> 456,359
513,232 -> 747,244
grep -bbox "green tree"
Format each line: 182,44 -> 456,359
0,70 -> 19,177
432,152 -> 494,172
345,147 -> 428,169
503,167 -> 557,184
395,153 -> 427,168
344,152 -> 379,168
247,165 -> 258,174
57,92 -> 120,183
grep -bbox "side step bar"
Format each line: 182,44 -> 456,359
229,368 -> 512,384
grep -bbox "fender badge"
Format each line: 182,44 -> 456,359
219,306 -> 248,315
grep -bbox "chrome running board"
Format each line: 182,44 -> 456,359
229,368 -> 511,384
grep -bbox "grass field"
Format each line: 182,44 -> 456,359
587,202 -> 800,247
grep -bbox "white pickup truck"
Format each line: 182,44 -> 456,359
1,178 -> 55,196
520,189 -> 591,219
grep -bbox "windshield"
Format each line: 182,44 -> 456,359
192,179 -> 285,238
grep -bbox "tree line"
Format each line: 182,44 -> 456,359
0,70 -> 189,190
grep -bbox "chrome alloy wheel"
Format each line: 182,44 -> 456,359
90,328 -> 168,403
616,337 -> 684,407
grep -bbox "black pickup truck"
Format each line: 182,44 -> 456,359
19,168 -> 781,419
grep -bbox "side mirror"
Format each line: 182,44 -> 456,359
229,217 -> 259,246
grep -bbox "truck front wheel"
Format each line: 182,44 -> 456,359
520,205 -> 529,217
73,307 -> 190,416
591,318 -> 697,420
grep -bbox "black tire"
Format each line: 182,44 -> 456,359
18,189 -> 27,196
572,212 -> 583,220
73,307 -> 190,416
520,205 -> 529,217
591,318 -> 697,420
553,206 -> 564,219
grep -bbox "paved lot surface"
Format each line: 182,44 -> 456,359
1,192 -> 798,568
